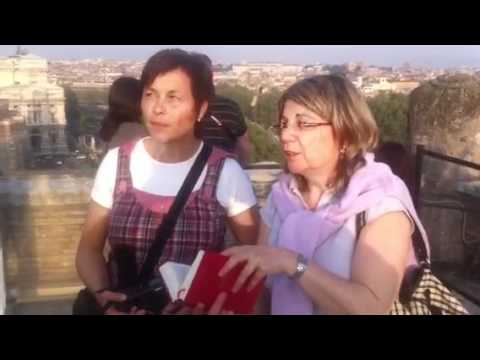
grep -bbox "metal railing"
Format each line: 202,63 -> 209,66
414,145 -> 480,307
414,145 -> 480,209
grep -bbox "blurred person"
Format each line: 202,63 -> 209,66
193,53 -> 252,167
99,77 -> 148,151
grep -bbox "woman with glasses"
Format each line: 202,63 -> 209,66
218,75 -> 430,315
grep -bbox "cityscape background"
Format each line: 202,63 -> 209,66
1,45 -> 480,68
0,45 -> 479,314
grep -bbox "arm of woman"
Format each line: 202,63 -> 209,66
227,207 -> 259,245
217,158 -> 259,245
76,200 -> 141,314
75,148 -> 130,312
222,211 -> 412,314
293,211 -> 412,314
75,200 -> 112,295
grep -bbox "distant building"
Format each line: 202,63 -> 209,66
0,49 -> 68,168
361,78 -> 419,97
0,51 -> 48,87
232,63 -> 303,77
0,100 -> 27,174
389,81 -> 420,94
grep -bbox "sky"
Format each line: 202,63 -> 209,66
0,45 -> 479,68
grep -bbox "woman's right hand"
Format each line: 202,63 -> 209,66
95,290 -> 146,315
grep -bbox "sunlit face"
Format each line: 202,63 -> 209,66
141,68 -> 206,144
279,100 -> 341,178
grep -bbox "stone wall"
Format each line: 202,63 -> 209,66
409,74 -> 480,191
0,168 -> 279,303
0,171 -> 94,302
409,74 -> 480,266
0,114 -> 27,175
1,163 -> 472,304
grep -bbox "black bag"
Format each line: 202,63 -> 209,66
72,288 -> 104,315
72,278 -> 167,315
73,144 -> 213,315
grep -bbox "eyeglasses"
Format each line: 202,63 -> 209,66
272,119 -> 332,133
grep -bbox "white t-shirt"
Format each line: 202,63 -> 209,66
91,139 -> 257,217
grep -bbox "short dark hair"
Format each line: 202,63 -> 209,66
99,76 -> 142,142
191,52 -> 213,69
140,49 -> 215,109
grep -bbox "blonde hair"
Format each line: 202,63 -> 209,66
278,75 -> 379,194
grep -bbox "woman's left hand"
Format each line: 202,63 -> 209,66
219,245 -> 296,293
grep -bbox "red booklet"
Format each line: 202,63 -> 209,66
159,250 -> 264,314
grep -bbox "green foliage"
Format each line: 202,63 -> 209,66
254,88 -> 282,130
79,115 -> 102,136
64,86 -> 107,144
63,86 -> 81,150
247,120 -> 283,164
73,87 -> 109,105
367,92 -> 410,144
215,84 -> 284,163
215,83 -> 255,119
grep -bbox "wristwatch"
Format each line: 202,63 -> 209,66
290,253 -> 308,279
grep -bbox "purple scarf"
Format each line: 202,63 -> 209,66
269,153 -> 430,315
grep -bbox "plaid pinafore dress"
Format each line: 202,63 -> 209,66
106,141 -> 230,292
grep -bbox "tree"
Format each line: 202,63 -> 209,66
74,87 -> 109,105
79,115 -> 102,136
254,88 -> 282,129
64,87 -> 108,148
215,83 -> 255,119
63,86 -> 81,150
367,92 -> 410,144
247,120 -> 283,163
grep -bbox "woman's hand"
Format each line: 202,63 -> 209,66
219,245 -> 297,293
161,292 -> 234,315
95,290 -> 147,315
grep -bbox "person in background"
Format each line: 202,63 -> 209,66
193,53 -> 252,167
99,77 -> 148,151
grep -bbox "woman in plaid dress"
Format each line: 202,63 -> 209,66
76,49 -> 259,315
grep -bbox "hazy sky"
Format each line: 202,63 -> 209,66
1,45 -> 479,68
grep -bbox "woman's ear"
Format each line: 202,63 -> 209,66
197,101 -> 209,122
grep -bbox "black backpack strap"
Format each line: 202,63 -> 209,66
137,143 -> 213,284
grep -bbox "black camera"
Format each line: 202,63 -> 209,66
104,277 -> 168,314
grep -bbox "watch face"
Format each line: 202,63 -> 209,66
291,254 -> 308,279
